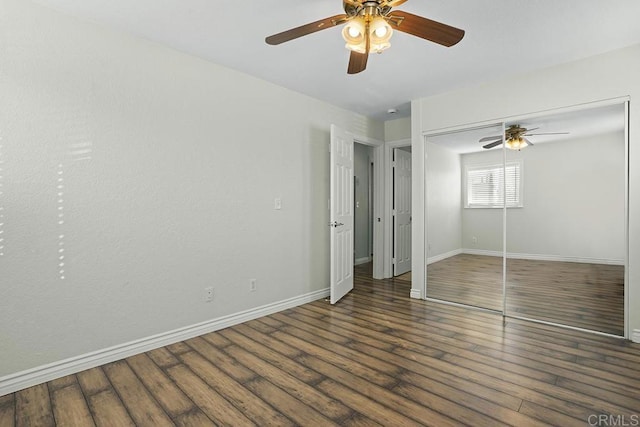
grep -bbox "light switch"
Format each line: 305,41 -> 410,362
274,198 -> 282,210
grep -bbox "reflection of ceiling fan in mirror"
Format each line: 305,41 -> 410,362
480,125 -> 569,150
265,0 -> 465,74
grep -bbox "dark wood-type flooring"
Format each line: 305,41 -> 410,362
427,254 -> 625,336
1,264 -> 639,426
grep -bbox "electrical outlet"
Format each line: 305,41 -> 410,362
250,279 -> 257,292
472,236 -> 478,245
205,286 -> 214,302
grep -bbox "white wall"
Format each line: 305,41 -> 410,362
385,117 -> 411,142
0,0 -> 383,380
412,43 -> 640,339
426,142 -> 462,260
507,132 -> 625,261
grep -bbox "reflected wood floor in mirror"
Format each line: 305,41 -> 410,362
3,264 -> 638,426
427,254 -> 624,336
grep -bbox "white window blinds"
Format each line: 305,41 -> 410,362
465,161 -> 522,208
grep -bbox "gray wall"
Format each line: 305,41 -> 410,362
0,0 -> 384,378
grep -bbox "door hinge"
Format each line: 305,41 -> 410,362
392,258 -> 396,265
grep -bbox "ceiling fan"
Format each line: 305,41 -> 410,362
480,125 -> 569,150
265,0 -> 465,74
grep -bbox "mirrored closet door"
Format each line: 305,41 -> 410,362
425,124 -> 506,312
504,103 -> 627,336
424,103 -> 627,337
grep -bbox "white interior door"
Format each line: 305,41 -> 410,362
330,124 -> 354,304
393,148 -> 412,276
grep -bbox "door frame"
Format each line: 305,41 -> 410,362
353,134 -> 385,280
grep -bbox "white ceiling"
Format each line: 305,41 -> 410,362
31,0 -> 640,121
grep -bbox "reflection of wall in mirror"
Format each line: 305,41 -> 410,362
461,131 -> 625,264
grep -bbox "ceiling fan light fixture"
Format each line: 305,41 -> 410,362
342,14 -> 393,54
506,136 -> 527,150
342,18 -> 367,52
369,16 -> 393,53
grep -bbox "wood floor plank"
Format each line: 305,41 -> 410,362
77,368 -> 111,396
48,375 -> 77,391
173,409 -> 216,427
393,382 -> 538,427
126,353 -> 195,418
245,377 -> 340,427
200,330 -> 233,348
165,342 -> 191,355
50,383 -> 95,427
87,390 -> 135,427
178,351 -> 294,426
223,343 -> 352,421
146,347 -> 180,369
5,261 -> 640,427
0,394 -> 15,427
235,322 -> 301,358
102,361 -> 174,427
219,328 -> 324,385
316,379 -> 424,427
166,364 -> 255,426
442,353 -> 637,417
184,336 -> 256,383
518,400 -> 588,427
272,328 -> 400,388
15,384 -> 54,427
298,354 -> 461,427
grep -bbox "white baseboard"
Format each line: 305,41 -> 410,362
355,256 -> 372,266
462,249 -> 624,265
427,249 -> 463,265
410,288 -> 422,299
632,330 -> 640,344
0,288 -> 330,397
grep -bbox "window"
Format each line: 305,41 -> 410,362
465,161 -> 523,208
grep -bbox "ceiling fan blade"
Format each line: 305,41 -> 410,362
524,138 -> 534,146
388,11 -> 464,47
347,50 -> 368,74
266,14 -> 349,45
483,140 -> 503,149
479,135 -> 502,143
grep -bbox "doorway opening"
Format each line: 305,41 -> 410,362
354,142 -> 375,277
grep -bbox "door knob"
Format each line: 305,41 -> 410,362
329,221 -> 345,227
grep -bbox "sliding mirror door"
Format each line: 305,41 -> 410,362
425,124 -> 505,312
504,103 -> 627,335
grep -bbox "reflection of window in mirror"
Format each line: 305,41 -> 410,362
464,161 -> 523,208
